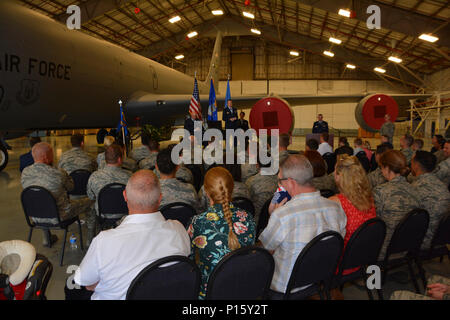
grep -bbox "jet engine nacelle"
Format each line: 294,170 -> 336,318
249,97 -> 295,135
355,93 -> 399,132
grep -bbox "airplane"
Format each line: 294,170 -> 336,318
0,0 -> 432,172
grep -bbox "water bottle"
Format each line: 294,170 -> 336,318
69,234 -> 77,250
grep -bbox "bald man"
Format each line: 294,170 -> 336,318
21,142 -> 94,247
74,170 -> 191,300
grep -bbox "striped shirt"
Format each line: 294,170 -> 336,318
259,191 -> 347,293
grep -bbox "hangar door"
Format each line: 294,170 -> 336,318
231,52 -> 254,80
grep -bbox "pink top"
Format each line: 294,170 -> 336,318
363,148 -> 373,162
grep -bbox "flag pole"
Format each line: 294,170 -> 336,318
119,99 -> 126,151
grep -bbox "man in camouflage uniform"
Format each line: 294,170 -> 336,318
21,142 -> 93,246
138,139 -> 160,170
434,140 -> 450,186
129,133 -> 151,163
156,148 -> 200,212
400,134 -> 414,166
245,163 -> 278,225
87,144 -> 131,240
58,133 -> 97,175
380,114 -> 395,144
279,133 -> 291,165
391,275 -> 450,300
411,151 -> 450,249
373,174 -> 420,260
367,143 -> 393,188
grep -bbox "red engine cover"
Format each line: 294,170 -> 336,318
249,97 -> 294,135
355,94 -> 399,132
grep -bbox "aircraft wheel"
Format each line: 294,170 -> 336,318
0,144 -> 8,172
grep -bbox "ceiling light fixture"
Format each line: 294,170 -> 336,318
323,50 -> 334,57
211,10 -> 223,15
418,33 -> 439,43
338,9 -> 351,18
290,51 -> 299,56
374,67 -> 386,73
243,11 -> 255,19
169,16 -> 181,23
187,31 -> 198,38
175,55 -> 184,60
388,56 -> 402,63
251,28 -> 261,35
346,64 -> 356,69
329,37 -> 342,45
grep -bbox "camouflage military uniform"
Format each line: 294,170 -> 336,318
154,165 -> 194,185
380,122 -> 395,144
311,174 -> 338,193
129,145 -> 151,162
86,165 -> 131,215
245,172 -> 278,225
434,150 -> 446,164
21,163 -> 93,225
390,275 -> 450,300
241,164 -> 259,183
97,152 -> 137,172
58,147 -> 97,174
401,148 -> 414,166
367,167 -> 387,188
411,173 -> 450,249
434,157 -> 450,186
198,181 -> 251,212
373,176 -> 420,259
139,152 -> 159,170
159,178 -> 200,212
279,150 -> 290,165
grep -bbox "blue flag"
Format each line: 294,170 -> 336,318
224,78 -> 231,110
117,102 -> 128,137
208,79 -> 218,121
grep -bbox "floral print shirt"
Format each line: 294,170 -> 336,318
188,203 -> 256,299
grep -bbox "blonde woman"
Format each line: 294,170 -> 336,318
329,155 -> 376,274
188,167 -> 256,299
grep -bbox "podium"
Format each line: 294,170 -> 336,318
306,133 -> 334,149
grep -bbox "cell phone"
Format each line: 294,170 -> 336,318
271,186 -> 291,204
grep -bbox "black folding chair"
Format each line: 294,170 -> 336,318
97,183 -> 128,231
206,246 -> 274,300
422,213 -> 450,262
184,164 -> 204,192
21,186 -> 84,266
160,202 -> 197,228
333,218 -> 386,300
256,198 -> 272,238
126,255 -> 201,300
232,197 -> 255,218
355,151 -> 371,172
370,153 -> 378,172
322,152 -> 337,174
320,189 -> 335,198
269,231 -> 344,300
68,169 -> 92,196
378,209 -> 430,296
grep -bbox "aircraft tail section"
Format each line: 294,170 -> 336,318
204,31 -> 222,94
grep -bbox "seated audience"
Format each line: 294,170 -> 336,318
373,150 -> 420,259
87,145 -> 132,241
259,154 -> 346,295
353,138 -> 364,155
367,143 -> 393,188
156,148 -> 200,212
198,155 -> 250,212
19,136 -> 41,172
335,137 -> 354,157
129,133 -> 152,163
391,275 -> 450,300
74,170 -> 191,300
21,142 -> 93,246
241,139 -> 259,183
317,132 -> 332,156
380,134 -> 390,144
304,150 -> 337,193
410,151 -> 450,249
245,155 -> 278,225
432,134 -> 446,164
329,155 -> 376,274
58,133 -> 97,174
279,133 -> 291,164
431,134 -> 444,153
412,139 -> 424,152
97,136 -> 115,169
434,140 -> 450,186
305,138 -> 319,152
188,167 -> 255,299
139,139 -> 160,170
399,134 -> 414,166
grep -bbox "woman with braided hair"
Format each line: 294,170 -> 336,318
188,167 -> 256,299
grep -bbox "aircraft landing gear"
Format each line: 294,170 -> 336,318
0,144 -> 8,172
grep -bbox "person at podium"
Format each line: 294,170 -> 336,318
312,114 -> 329,134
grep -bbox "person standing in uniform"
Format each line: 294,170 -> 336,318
58,133 -> 97,175
237,111 -> 249,131
380,114 -> 395,145
21,142 -> 93,247
312,114 -> 329,134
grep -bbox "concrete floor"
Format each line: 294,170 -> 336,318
0,133 -> 448,300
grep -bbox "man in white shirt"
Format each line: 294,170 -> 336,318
74,169 -> 191,300
317,132 -> 333,156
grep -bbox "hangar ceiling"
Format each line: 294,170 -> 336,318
18,0 -> 450,88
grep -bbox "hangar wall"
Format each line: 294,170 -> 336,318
211,79 -> 409,135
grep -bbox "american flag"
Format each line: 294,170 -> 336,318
189,78 -> 202,120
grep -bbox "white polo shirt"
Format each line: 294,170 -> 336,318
318,142 -> 333,156
74,212 -> 191,300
